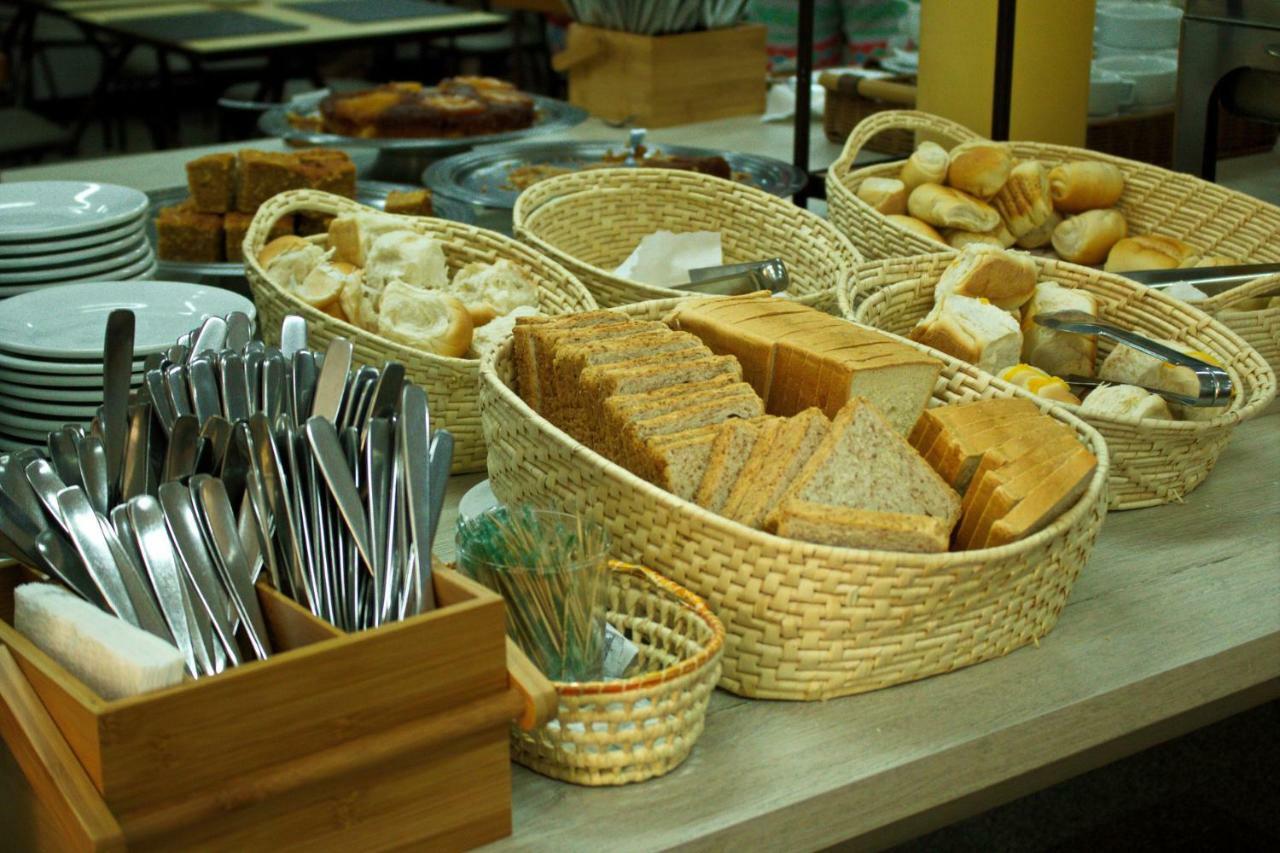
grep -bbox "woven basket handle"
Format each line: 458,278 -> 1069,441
242,188 -> 371,260
831,109 -> 985,178
1198,272 -> 1280,312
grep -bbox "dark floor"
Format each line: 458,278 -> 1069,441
885,700 -> 1279,853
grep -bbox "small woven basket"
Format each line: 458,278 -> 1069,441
1198,272 -> 1280,380
825,110 -> 1280,269
510,561 -> 724,786
846,254 -> 1277,510
478,299 -> 1111,701
512,167 -> 861,310
243,189 -> 597,474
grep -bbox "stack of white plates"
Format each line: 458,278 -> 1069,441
0,280 -> 255,451
0,181 -> 155,299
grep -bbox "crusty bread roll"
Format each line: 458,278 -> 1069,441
908,183 -> 1001,232
991,160 -> 1053,239
934,244 -> 1038,310
1015,210 -> 1061,250
449,259 -> 540,327
375,279 -> 473,357
900,141 -> 949,192
999,364 -> 1081,405
1051,209 -> 1128,265
296,260 -> 360,311
1048,162 -> 1124,213
1103,234 -> 1200,273
259,235 -> 328,293
944,221 -> 1016,249
910,293 -> 1023,374
946,142 -> 1013,199
364,230 -> 449,295
1020,281 -> 1098,377
1079,384 -> 1171,420
328,212 -> 407,267
856,176 -> 908,215
887,214 -> 946,244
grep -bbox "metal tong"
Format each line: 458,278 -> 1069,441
1034,310 -> 1234,407
675,258 -> 789,296
1122,262 -> 1280,299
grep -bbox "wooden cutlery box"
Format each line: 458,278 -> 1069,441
0,562 -> 529,851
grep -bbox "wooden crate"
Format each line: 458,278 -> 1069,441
553,23 -> 766,128
0,562 -> 547,851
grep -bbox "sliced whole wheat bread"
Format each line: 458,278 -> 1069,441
766,499 -> 952,553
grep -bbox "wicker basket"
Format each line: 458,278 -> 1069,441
1199,272 -> 1280,380
511,561 -> 724,786
825,110 -> 1280,268
846,254 -> 1277,510
478,299 -> 1111,701
244,189 -> 597,474
512,167 -> 861,310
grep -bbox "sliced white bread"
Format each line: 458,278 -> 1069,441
1078,383 -> 1172,420
933,244 -> 1038,311
983,447 -> 1097,547
960,442 -> 1087,549
908,397 -> 1040,453
767,500 -> 951,553
913,399 -> 1042,466
928,413 -> 1061,493
910,294 -> 1023,375
694,416 -> 778,513
723,408 -> 830,529
1020,281 -> 1098,377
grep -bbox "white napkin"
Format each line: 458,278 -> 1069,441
613,230 -> 722,287
1157,281 -> 1208,302
762,78 -> 826,123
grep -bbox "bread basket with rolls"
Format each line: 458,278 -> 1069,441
846,252 -> 1276,510
478,297 -> 1111,701
1197,271 -> 1280,380
512,167 -> 861,309
243,188 -> 597,473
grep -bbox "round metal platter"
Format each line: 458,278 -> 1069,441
258,90 -> 589,153
422,140 -> 810,211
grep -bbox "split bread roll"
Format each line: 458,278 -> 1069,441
900,141 -> 949,191
1079,383 -> 1172,420
364,230 -> 449,294
910,294 -> 1023,375
999,363 -> 1081,405
1048,162 -> 1125,213
328,212 -> 408,267
856,177 -> 908,215
946,142 -> 1013,199
991,160 -> 1053,239
259,235 -> 328,293
908,184 -> 1001,232
933,244 -> 1037,310
944,222 -> 1016,250
450,259 -> 540,326
887,214 -> 946,244
295,260 -> 361,311
1020,280 -> 1098,377
1015,210 -> 1061,250
375,279 -> 473,357
1051,209 -> 1128,265
1103,234 -> 1200,273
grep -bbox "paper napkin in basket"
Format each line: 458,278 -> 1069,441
613,230 -> 722,287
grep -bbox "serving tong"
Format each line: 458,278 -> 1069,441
1034,310 -> 1234,407
676,258 -> 789,296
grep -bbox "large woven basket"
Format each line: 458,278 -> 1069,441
511,561 -> 724,786
1199,272 -> 1280,380
826,110 -> 1280,267
847,254 -> 1277,510
244,189 -> 597,473
512,167 -> 861,310
478,300 -> 1111,701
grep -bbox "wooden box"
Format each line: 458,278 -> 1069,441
0,562 -> 539,851
554,23 -> 767,128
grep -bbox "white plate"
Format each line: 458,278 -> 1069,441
0,279 -> 254,358
0,254 -> 159,296
0,406 -> 85,436
0,346 -> 143,373
0,182 -> 150,241
0,365 -> 138,387
0,237 -> 151,284
0,228 -> 147,271
0,214 -> 146,258
0,393 -> 100,418
0,380 -> 117,403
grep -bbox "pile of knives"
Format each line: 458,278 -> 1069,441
0,310 -> 453,680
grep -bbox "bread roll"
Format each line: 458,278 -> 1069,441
1015,210 -> 1061,250
1021,280 -> 1098,377
910,294 -> 1023,374
908,183 -> 1001,232
900,141 -> 949,191
338,267 -> 377,330
258,235 -> 328,293
296,260 -> 361,311
991,160 -> 1053,239
946,142 -> 1013,198
887,214 -> 946,244
944,221 -> 1016,249
1048,162 -> 1124,213
1051,209 -> 1128,265
1103,234 -> 1201,273
449,259 -> 540,326
998,364 -> 1081,405
364,230 -> 449,295
328,211 -> 408,267
375,279 -> 473,357
934,244 -> 1037,310
1079,384 -> 1171,420
856,176 -> 908,215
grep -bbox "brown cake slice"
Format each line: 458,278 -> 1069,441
155,200 -> 223,263
185,152 -> 235,213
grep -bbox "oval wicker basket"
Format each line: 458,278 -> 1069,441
243,189 -> 598,474
478,300 -> 1112,701
512,167 -> 862,310
511,560 -> 724,786
846,254 -> 1277,510
1198,272 -> 1280,380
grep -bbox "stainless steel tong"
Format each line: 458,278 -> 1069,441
677,259 -> 789,296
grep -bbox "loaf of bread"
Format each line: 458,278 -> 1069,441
887,214 -> 947,244
1078,383 -> 1172,420
933,244 -> 1038,310
1020,281 -> 1098,377
944,221 -> 1016,250
946,142 -> 1013,199
910,294 -> 1023,375
1048,161 -> 1125,213
1103,234 -> 1200,273
641,426 -> 721,502
900,141 -> 949,191
925,404 -> 1058,493
998,364 -> 1081,405
908,183 -> 1001,232
991,160 -> 1053,239
856,177 -> 908,215
1051,209 -> 1128,265
375,280 -> 472,356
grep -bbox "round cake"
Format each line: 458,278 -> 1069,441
319,78 -> 536,139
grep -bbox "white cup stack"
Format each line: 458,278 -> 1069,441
1091,1 -> 1183,117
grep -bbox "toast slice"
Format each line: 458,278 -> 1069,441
958,441 -> 1083,549
928,413 -> 1064,492
766,499 -> 951,553
908,397 -> 1040,455
984,448 -> 1097,547
581,353 -> 744,403
534,320 -> 667,417
694,416 -> 778,513
641,424 -> 722,501
619,385 -> 764,473
722,407 -> 830,528
513,311 -> 627,411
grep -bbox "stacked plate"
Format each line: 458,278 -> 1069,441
0,280 -> 255,451
0,181 -> 156,298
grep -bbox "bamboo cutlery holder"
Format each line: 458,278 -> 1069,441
0,560 -> 555,851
